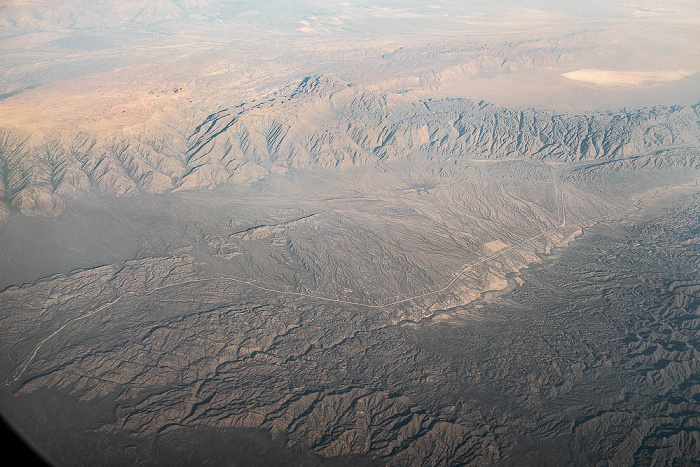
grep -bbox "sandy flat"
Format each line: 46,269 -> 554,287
562,69 -> 694,87
485,240 -> 508,252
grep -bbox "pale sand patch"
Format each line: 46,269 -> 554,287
562,69 -> 694,87
484,240 -> 508,252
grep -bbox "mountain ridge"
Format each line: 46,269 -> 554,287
0,75 -> 698,218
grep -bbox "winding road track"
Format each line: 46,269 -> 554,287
11,178 -> 696,384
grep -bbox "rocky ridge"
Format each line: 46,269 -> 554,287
0,75 -> 698,219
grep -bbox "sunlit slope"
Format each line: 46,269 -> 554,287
0,75 -> 698,218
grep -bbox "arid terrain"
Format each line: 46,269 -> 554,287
0,1 -> 699,466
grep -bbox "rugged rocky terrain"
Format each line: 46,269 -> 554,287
1,178 -> 699,466
1,75 -> 698,219
0,84 -> 699,464
1,1 -> 700,466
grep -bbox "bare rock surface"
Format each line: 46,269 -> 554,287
0,4 -> 699,463
0,151 -> 698,465
1,78 -> 699,219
